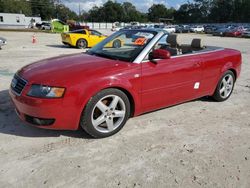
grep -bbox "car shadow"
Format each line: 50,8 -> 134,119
0,89 -> 92,139
46,44 -> 72,49
199,96 -> 216,102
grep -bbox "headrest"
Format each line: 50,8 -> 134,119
166,34 -> 179,47
191,38 -> 203,49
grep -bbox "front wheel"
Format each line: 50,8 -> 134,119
112,39 -> 121,48
212,70 -> 235,102
80,89 -> 130,138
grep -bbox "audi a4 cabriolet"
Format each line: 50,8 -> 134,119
10,29 -> 242,138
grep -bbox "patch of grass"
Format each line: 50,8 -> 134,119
0,28 -> 52,33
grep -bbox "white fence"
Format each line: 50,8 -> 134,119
82,22 -> 153,29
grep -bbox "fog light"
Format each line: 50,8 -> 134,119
25,115 -> 55,126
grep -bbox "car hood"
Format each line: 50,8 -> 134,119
18,53 -> 128,86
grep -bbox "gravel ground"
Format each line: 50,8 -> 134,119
0,31 -> 250,188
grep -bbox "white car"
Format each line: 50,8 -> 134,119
111,26 -> 122,31
0,37 -> 7,49
163,26 -> 176,33
41,23 -> 51,30
242,29 -> 250,38
190,26 -> 204,33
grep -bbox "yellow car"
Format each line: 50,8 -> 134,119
61,29 -> 122,49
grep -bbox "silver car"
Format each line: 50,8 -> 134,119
0,37 -> 7,49
242,29 -> 250,38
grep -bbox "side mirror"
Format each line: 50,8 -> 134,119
150,49 -> 171,60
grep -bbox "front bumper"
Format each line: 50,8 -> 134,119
9,88 -> 81,130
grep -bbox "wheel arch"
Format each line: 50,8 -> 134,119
77,84 -> 137,129
87,86 -> 136,118
220,62 -> 238,80
107,86 -> 135,118
76,38 -> 88,47
228,68 -> 237,80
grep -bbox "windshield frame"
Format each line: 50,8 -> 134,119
87,29 -> 164,63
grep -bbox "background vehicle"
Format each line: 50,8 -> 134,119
0,37 -> 7,49
61,29 -> 107,48
175,25 -> 190,33
111,22 -> 123,31
204,25 -> 218,34
190,25 -> 204,32
242,28 -> 250,38
41,23 -> 51,30
36,22 -> 51,30
67,21 -> 89,31
224,26 -> 244,37
212,27 -> 229,36
163,25 -> 176,33
10,30 -> 242,138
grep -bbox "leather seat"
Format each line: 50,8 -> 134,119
181,38 -> 204,54
191,38 -> 204,51
160,34 -> 180,56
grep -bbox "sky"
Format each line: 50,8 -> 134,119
61,0 -> 189,14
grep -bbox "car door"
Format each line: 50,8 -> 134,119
141,54 -> 203,113
88,30 -> 105,46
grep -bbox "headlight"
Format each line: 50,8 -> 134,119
27,84 -> 65,98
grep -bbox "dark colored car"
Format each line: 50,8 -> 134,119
204,25 -> 219,34
175,25 -> 190,33
212,27 -> 229,36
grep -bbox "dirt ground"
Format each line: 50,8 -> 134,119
0,30 -> 249,188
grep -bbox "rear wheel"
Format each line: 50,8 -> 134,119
212,70 -> 235,102
80,89 -> 130,138
76,39 -> 87,49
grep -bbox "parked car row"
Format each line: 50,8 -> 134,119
112,24 -> 206,34
174,24 -> 250,38
211,25 -> 250,38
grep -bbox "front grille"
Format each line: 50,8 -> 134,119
11,74 -> 28,96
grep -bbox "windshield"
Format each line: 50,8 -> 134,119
87,30 -> 157,62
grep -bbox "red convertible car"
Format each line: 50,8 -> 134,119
10,29 -> 242,138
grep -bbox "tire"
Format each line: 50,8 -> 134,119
76,39 -> 87,49
112,39 -> 121,48
80,88 -> 130,138
212,70 -> 235,102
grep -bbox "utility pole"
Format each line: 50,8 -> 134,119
79,3 -> 81,16
79,3 -> 81,22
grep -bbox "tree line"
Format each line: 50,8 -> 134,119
0,0 -> 79,21
0,0 -> 249,23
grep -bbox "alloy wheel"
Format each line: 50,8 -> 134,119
91,95 -> 126,133
219,74 -> 234,99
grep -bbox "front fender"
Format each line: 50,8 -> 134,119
75,76 -> 141,127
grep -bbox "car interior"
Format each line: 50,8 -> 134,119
159,34 -> 206,56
